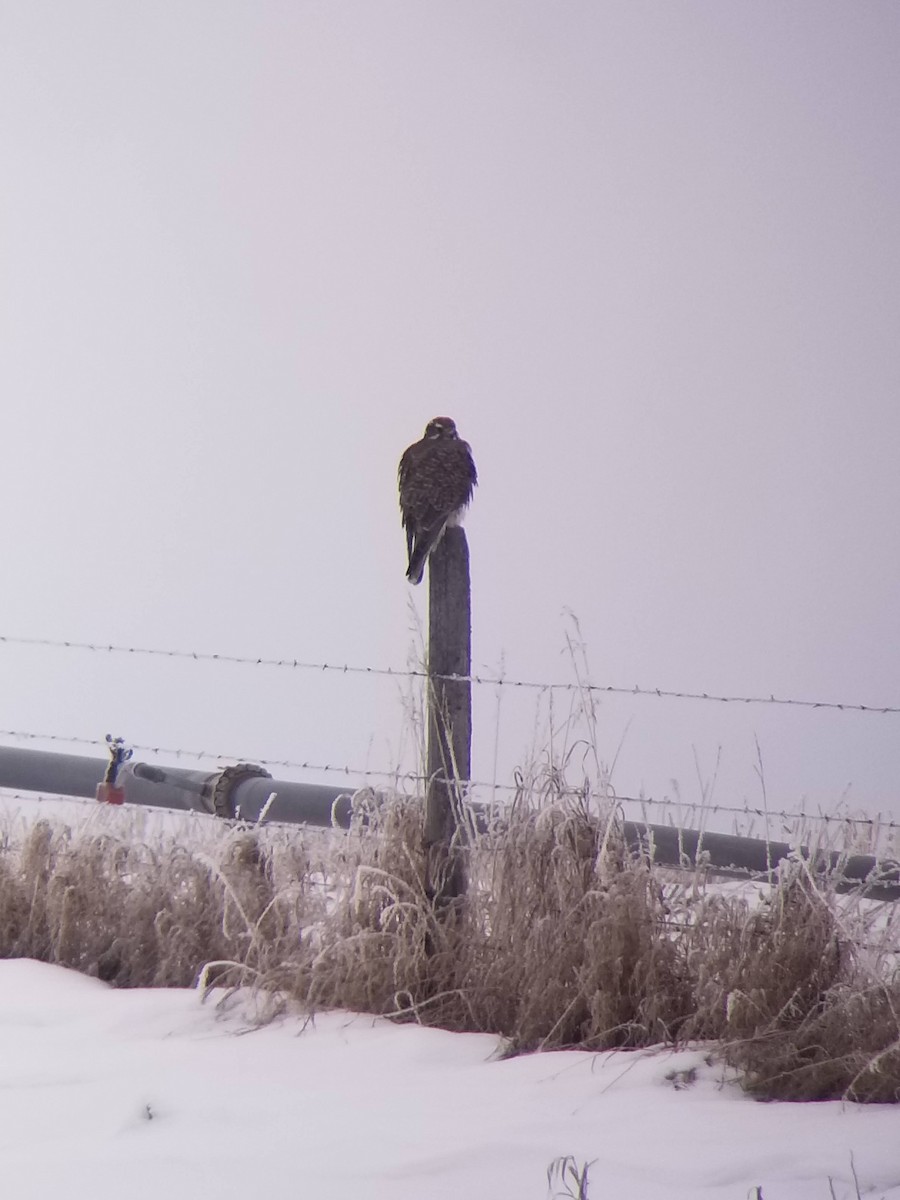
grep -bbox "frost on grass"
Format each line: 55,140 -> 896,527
0,794 -> 898,1102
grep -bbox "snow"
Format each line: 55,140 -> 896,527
0,960 -> 897,1200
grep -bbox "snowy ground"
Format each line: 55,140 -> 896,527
1,788 -> 899,1199
0,959 -> 898,1200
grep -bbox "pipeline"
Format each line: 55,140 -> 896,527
0,745 -> 351,826
0,744 -> 897,899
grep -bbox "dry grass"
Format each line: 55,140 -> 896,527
682,862 -> 900,1101
0,794 -> 898,1102
0,811 -> 328,992
546,1155 -> 594,1200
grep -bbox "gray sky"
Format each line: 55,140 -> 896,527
1,1 -> 898,827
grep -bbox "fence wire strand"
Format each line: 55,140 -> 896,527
1,633 -> 898,714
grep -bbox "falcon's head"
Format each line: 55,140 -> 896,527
424,416 -> 458,439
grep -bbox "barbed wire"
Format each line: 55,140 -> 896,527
619,792 -> 900,831
1,633 -> 898,714
2,726 -> 898,833
0,787 -> 94,807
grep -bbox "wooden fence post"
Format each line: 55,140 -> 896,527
424,525 -> 471,905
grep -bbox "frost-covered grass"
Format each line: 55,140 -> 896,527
0,788 -> 898,1103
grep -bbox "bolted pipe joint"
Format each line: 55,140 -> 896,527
127,760 -> 274,819
206,762 -> 273,819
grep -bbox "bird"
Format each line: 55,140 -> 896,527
398,417 -> 477,584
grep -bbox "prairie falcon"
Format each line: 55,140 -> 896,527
398,417 -> 477,585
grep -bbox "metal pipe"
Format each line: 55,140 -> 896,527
0,745 -> 897,898
0,746 -> 109,799
223,776 -> 354,827
0,745 -> 350,819
123,763 -> 220,812
621,823 -> 900,898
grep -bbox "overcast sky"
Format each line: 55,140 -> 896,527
1,1 -> 898,827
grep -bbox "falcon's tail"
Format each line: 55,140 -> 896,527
406,525 -> 445,585
406,561 -> 425,586
406,542 -> 429,585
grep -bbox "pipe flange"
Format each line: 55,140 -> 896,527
208,762 -> 273,819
